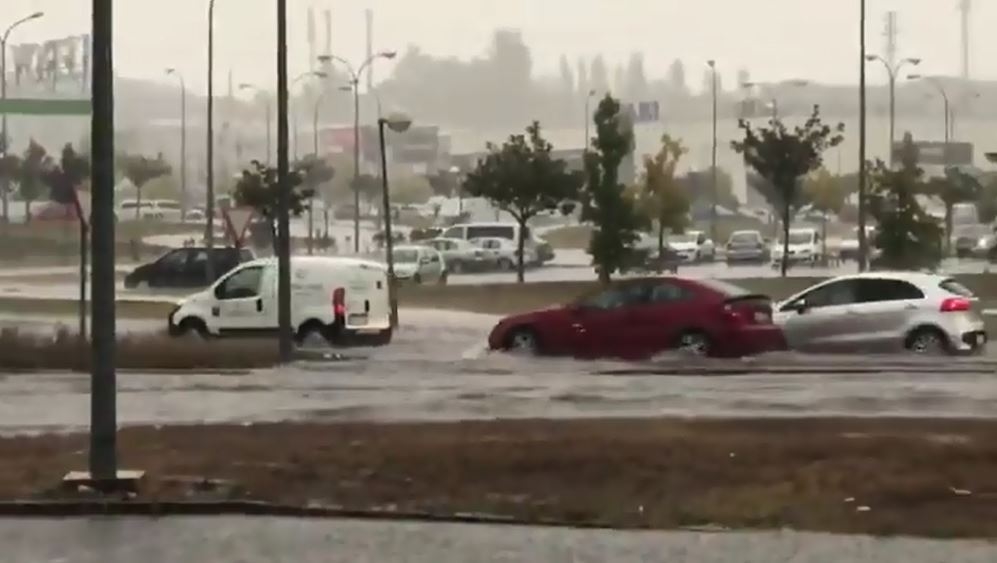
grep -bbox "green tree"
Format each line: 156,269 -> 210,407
19,140 -> 50,223
977,173 -> 997,224
42,144 -> 91,219
232,160 -> 315,254
867,135 -> 943,269
0,151 -> 21,224
926,166 -> 981,255
636,134 -> 689,268
464,121 -> 581,282
119,153 -> 172,220
731,106 -> 844,276
581,95 -> 646,283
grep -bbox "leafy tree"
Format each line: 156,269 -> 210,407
0,151 -> 21,223
119,153 -> 172,220
867,134 -> 942,270
926,166 -> 980,254
232,160 -> 315,254
590,55 -> 609,94
19,140 -> 50,223
977,173 -> 997,224
635,134 -> 689,268
581,95 -> 645,283
463,121 -> 581,282
42,144 -> 91,221
731,106 -> 844,276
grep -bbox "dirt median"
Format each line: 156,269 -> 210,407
5,417 -> 997,538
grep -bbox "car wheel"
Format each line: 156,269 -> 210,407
906,327 -> 949,355
412,273 -> 423,285
505,327 -> 540,355
677,330 -> 711,357
438,271 -> 449,285
498,258 -> 514,271
176,318 -> 210,339
296,320 -> 332,347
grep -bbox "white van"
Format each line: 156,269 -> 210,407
441,222 -> 554,264
168,256 -> 392,346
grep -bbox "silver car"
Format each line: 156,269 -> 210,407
774,272 -> 986,355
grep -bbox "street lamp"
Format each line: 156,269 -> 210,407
707,60 -> 718,245
1,11 -> 44,223
308,90 -> 330,255
858,0 -> 868,272
206,0 -> 218,284
908,75 -> 951,152
165,68 -> 188,221
583,88 -> 596,150
377,112 -> 412,329
238,83 -> 272,165
290,70 -> 326,160
741,79 -> 808,120
318,50 -> 398,253
865,55 -> 920,165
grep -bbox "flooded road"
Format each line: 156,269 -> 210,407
0,309 -> 996,435
2,517 -> 995,563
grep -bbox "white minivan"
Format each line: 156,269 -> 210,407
168,256 -> 392,346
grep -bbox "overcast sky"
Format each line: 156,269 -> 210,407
4,0 -> 992,95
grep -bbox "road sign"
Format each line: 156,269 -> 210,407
223,207 -> 256,247
0,98 -> 91,116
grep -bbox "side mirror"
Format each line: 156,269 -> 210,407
795,300 -> 809,315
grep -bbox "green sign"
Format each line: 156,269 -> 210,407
0,98 -> 91,116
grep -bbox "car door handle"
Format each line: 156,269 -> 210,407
256,298 -> 263,312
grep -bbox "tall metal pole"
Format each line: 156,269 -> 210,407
90,0 -> 117,482
709,60 -> 718,245
309,94 -> 324,255
1,12 -> 44,224
888,71 -> 895,167
352,80 -> 360,253
166,70 -> 187,220
265,98 -> 272,165
857,0 -> 869,272
276,0 -> 293,362
378,119 -> 398,328
205,0 -> 217,284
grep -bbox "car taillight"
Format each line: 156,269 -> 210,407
332,287 -> 346,316
723,303 -> 772,325
940,297 -> 971,312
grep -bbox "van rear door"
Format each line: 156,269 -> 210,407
342,265 -> 390,330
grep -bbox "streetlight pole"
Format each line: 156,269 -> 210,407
707,60 -> 718,245
319,51 -> 398,254
290,71 -> 326,162
909,75 -> 951,154
238,83 -> 272,165
165,68 -> 188,221
866,55 -> 920,166
857,0 -> 869,272
205,0 -> 217,284
1,11 -> 44,224
90,0 -> 117,484
276,0 -> 292,363
378,114 -> 412,329
309,92 -> 327,255
583,89 -> 595,150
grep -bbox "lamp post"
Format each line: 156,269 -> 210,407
1,11 -> 44,224
165,68 -> 188,221
858,0 -> 868,272
378,113 -> 412,329
290,71 -> 326,161
908,75 -> 950,150
318,51 -> 398,253
205,0 -> 218,284
307,91 -> 328,255
583,88 -> 596,150
707,60 -> 718,245
276,0 -> 293,363
238,83 -> 272,165
865,55 -> 920,166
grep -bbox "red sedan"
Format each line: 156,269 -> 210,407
488,277 -> 786,359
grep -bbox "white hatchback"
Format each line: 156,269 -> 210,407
774,272 -> 986,355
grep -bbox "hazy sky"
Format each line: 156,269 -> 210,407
4,0 -> 993,95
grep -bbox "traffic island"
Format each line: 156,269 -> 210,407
2,418 -> 997,538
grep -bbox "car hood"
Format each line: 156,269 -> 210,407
669,242 -> 698,251
394,263 -> 419,276
773,243 -> 815,253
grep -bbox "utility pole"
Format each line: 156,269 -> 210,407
90,0 -> 117,483
205,0 -> 217,284
858,0 -> 869,272
708,60 -> 719,245
276,0 -> 293,362
166,69 -> 187,220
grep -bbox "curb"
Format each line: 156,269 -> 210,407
0,500 -> 621,531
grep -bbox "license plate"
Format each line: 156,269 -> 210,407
348,314 -> 368,326
754,311 -> 771,323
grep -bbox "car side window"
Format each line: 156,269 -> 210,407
189,250 -> 209,270
649,282 -> 686,303
428,251 -> 440,263
216,266 -> 263,300
697,234 -> 705,245
158,249 -> 190,270
857,279 -> 925,303
443,227 -> 462,238
794,280 -> 859,309
581,285 -> 647,310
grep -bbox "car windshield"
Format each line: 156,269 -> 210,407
670,233 -> 697,244
782,232 -> 814,245
730,232 -> 758,244
393,249 -> 419,263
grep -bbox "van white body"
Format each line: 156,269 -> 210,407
771,228 -> 821,265
168,256 -> 392,345
119,199 -> 184,222
441,222 -> 552,264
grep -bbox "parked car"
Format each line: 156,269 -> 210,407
391,245 -> 447,285
441,222 -> 553,265
839,226 -> 878,262
667,231 -> 715,263
471,237 -> 537,271
168,256 -> 392,346
487,277 -> 786,359
774,272 -> 986,355
771,228 -> 821,267
724,230 -> 768,264
118,199 -> 183,222
422,237 -> 496,273
124,247 -> 255,289
952,224 -> 991,258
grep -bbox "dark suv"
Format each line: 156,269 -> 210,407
124,247 -> 254,289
